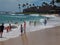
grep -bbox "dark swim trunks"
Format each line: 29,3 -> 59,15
0,26 -> 4,32
21,27 -> 23,33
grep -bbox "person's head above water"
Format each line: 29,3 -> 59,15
21,24 -> 22,26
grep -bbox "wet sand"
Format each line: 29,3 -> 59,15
0,26 -> 60,45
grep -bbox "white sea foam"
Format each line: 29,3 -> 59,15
0,15 -> 60,41
42,15 -> 56,17
30,14 -> 39,16
11,14 -> 15,15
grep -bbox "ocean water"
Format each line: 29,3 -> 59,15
0,14 -> 60,41
0,14 -> 46,24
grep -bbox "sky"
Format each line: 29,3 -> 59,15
0,0 -> 60,12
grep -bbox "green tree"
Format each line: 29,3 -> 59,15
26,3 -> 29,8
22,4 -> 26,12
42,2 -> 49,6
56,0 -> 60,2
50,0 -> 55,6
29,4 -> 31,6
33,3 -> 35,7
18,4 -> 21,12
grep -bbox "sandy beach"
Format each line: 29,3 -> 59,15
0,26 -> 60,45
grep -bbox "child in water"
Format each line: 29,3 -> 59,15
20,24 -> 23,35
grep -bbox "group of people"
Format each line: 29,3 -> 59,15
29,21 -> 36,26
0,19 -> 47,38
20,21 -> 26,35
0,21 -> 26,38
0,23 -> 12,38
29,18 -> 47,26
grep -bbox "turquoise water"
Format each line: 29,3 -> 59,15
0,14 -> 46,24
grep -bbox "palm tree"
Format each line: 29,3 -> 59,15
42,2 -> 49,6
50,0 -> 55,6
26,3 -> 28,5
26,3 -> 29,8
33,3 -> 35,7
56,0 -> 60,2
22,4 -> 26,12
29,4 -> 32,8
18,4 -> 21,12
22,4 -> 26,7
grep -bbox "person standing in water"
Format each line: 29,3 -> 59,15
44,18 -> 47,26
9,24 -> 11,31
34,21 -> 36,26
24,21 -> 26,33
20,24 -> 23,35
29,21 -> 31,25
0,23 -> 4,38
6,24 -> 11,32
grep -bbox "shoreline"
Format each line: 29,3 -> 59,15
0,21 -> 60,41
0,26 -> 60,45
0,14 -> 60,41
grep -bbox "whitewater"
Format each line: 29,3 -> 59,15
0,14 -> 60,41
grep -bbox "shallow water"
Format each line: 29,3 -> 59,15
0,14 -> 60,41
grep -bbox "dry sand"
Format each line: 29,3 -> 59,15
0,26 -> 60,45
